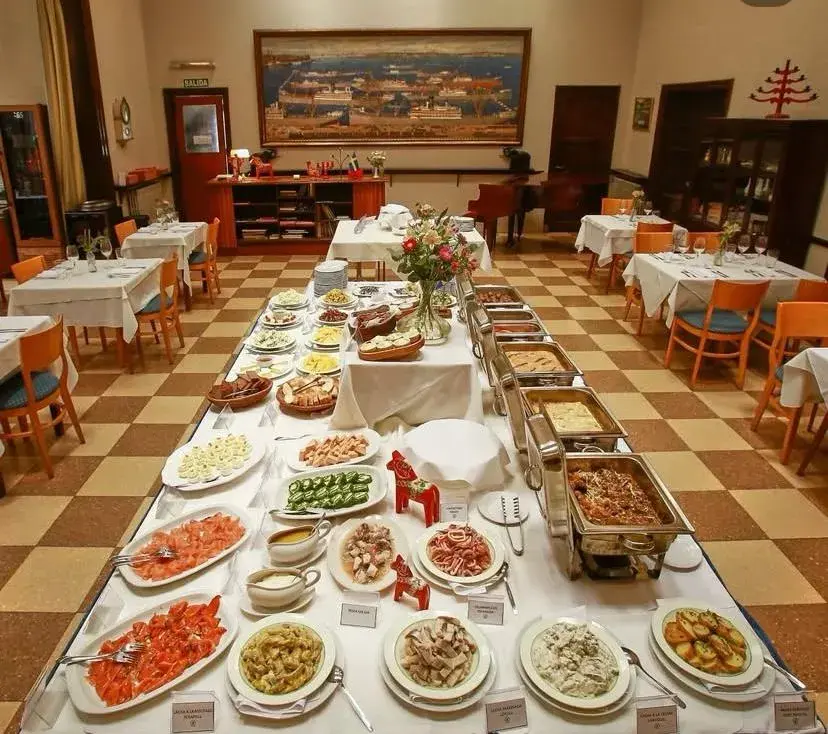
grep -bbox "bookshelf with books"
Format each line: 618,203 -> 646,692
207,175 -> 386,254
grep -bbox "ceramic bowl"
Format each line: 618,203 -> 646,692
245,567 -> 321,608
267,520 -> 332,564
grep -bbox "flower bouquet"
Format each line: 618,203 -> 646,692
391,204 -> 478,344
714,220 -> 741,266
366,150 -> 387,178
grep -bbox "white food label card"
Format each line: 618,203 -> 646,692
774,697 -> 816,732
636,704 -> 678,734
484,687 -> 528,733
468,594 -> 505,626
339,594 -> 378,628
171,696 -> 215,733
440,491 -> 468,522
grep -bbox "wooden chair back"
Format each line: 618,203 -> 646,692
708,279 -> 770,313
19,315 -> 67,377
633,232 -> 674,254
114,219 -> 137,246
206,218 -> 220,263
689,232 -> 721,251
12,255 -> 47,284
794,279 -> 828,302
635,221 -> 673,233
159,258 -> 179,312
769,301 -> 828,373
466,184 -> 520,220
601,198 -> 633,215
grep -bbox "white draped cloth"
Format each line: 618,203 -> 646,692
0,315 -> 78,390
575,214 -> 687,267
121,222 -> 206,288
781,347 -> 828,408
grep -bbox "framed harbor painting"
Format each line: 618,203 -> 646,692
253,29 -> 531,146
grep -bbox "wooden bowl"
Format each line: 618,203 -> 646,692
207,378 -> 272,409
275,377 -> 340,415
358,336 -> 425,362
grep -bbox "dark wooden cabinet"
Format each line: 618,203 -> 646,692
683,118 -> 828,268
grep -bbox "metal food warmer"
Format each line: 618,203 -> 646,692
475,284 -> 525,309
495,339 -> 582,387
522,412 -> 694,580
455,271 -> 476,325
487,307 -> 548,340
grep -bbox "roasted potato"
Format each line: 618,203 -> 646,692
665,621 -> 692,646
694,640 -> 718,661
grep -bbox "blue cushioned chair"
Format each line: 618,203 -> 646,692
0,316 -> 84,478
188,219 -> 221,304
135,258 -> 184,366
664,279 -> 769,388
752,280 -> 828,354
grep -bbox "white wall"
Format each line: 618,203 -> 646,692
0,0 -> 46,105
137,0 -> 643,223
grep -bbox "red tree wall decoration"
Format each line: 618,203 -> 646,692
749,59 -> 818,119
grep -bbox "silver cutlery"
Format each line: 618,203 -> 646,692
681,270 -> 697,279
57,641 -> 144,667
451,563 -> 508,596
273,432 -> 314,442
271,506 -> 327,517
329,666 -> 373,732
111,546 -> 177,567
502,561 -> 518,615
621,646 -> 686,709
764,656 -> 807,690
0,328 -> 28,333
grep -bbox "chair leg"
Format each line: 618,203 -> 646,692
173,313 -> 184,348
0,417 -> 11,436
18,416 -> 29,434
637,302 -> 646,336
797,411 -> 828,475
780,406 -> 804,464
201,270 -> 208,294
150,320 -> 160,344
736,335 -> 750,389
83,327 -> 89,345
159,319 -> 174,364
135,326 -> 145,366
604,257 -> 617,295
751,378 -> 776,430
586,252 -> 598,279
62,388 -> 85,444
807,403 -> 819,432
690,337 -> 706,388
98,327 -> 108,351
664,320 -> 679,368
29,409 -> 53,478
67,326 -> 81,359
213,266 -> 221,294
206,272 -> 215,304
623,287 -> 634,320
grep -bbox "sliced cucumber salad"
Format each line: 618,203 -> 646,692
286,470 -> 372,511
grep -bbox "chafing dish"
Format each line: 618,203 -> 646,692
455,271 -> 476,324
470,304 -> 499,387
500,340 -> 582,386
523,413 -> 694,580
475,284 -> 524,308
496,329 -> 553,345
487,306 -> 550,341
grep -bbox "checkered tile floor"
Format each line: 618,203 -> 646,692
0,238 -> 826,731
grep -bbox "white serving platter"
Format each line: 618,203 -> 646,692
282,429 -> 381,472
226,613 -> 336,706
317,292 -> 358,309
327,514 -> 408,593
66,592 -> 237,714
162,432 -> 267,491
269,293 -> 309,310
382,610 -> 491,701
117,505 -> 250,589
518,616 -> 631,711
295,353 -> 341,376
270,464 -> 387,520
245,331 -> 297,353
415,521 -> 505,585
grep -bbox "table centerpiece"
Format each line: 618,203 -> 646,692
714,220 -> 741,266
391,203 -> 478,345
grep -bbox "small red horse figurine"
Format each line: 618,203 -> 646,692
391,555 -> 430,611
387,450 -> 440,527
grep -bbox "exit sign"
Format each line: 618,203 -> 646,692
183,78 -> 209,88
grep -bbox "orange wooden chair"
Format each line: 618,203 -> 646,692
585,198 -> 635,280
0,316 -> 84,477
752,279 -> 828,353
606,220 -> 674,292
687,232 -> 721,252
751,301 -> 828,464
134,258 -> 184,365
664,279 -> 769,388
188,218 -> 221,303
623,231 -> 674,335
11,255 -> 47,283
114,219 -> 137,246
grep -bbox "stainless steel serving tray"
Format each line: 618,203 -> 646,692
522,386 -> 627,451
475,284 -> 524,308
501,341 -> 582,385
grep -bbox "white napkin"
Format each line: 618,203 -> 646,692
683,267 -> 718,279
35,270 -> 61,279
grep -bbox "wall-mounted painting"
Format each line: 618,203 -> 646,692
254,29 -> 531,146
632,97 -> 654,131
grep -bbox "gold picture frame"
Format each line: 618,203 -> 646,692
633,97 -> 654,131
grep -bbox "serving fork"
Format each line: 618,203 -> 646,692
57,641 -> 144,667
111,545 -> 177,567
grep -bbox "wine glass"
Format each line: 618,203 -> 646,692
644,200 -> 654,217
66,245 -> 79,276
755,235 -> 768,266
114,248 -> 123,262
618,207 -> 627,218
693,237 -> 706,261
677,236 -> 690,258
766,249 -> 780,271
737,234 -> 751,260
100,237 -> 113,265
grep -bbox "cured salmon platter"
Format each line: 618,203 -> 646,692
117,506 -> 250,589
66,593 -> 238,714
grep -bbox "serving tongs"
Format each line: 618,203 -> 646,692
500,495 -> 525,556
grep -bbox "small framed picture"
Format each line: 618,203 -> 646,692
633,97 -> 654,131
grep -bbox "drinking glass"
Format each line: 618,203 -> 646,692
677,238 -> 690,258
100,238 -> 113,263
755,235 -> 768,266
114,248 -> 123,261
663,240 -> 675,262
618,207 -> 627,218
724,244 -> 737,263
693,237 -> 706,260
644,200 -> 654,217
66,245 -> 79,276
766,249 -> 780,270
737,234 -> 751,260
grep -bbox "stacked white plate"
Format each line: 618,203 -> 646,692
380,610 -> 497,712
451,215 -> 475,233
648,599 -> 772,703
313,260 -> 348,297
516,617 -> 636,717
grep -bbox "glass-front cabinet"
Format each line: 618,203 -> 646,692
0,104 -> 63,259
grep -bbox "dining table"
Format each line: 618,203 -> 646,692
0,315 -> 79,389
622,252 -> 823,325
575,214 -> 688,267
781,347 -> 828,408
7,259 -> 164,365
17,280 -> 818,734
121,222 -> 206,309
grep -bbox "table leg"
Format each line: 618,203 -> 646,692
183,281 -> 192,311
116,328 -> 132,373
50,403 -> 65,437
797,411 -> 828,476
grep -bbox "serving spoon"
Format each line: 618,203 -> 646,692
621,646 -> 686,709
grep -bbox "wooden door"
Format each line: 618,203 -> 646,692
545,85 -> 620,231
648,80 -> 733,220
164,89 -> 230,223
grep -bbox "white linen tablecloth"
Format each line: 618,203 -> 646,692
328,219 -> 493,272
21,282 -> 812,734
781,347 -> 828,407
330,318 -> 484,429
7,259 -> 163,342
622,253 -> 822,325
575,214 -> 687,267
0,315 -> 78,391
121,222 -> 206,288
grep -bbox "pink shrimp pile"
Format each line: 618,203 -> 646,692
426,524 -> 492,577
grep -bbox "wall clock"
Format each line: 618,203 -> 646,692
113,97 -> 133,143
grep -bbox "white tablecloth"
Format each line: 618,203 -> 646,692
7,259 -> 163,342
622,253 -> 822,325
781,347 -> 828,407
0,315 -> 78,391
330,318 -> 485,430
121,222 -> 206,288
21,282 -> 811,734
328,220 -> 493,272
575,215 -> 688,267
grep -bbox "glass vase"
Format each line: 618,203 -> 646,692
713,245 -> 724,267
86,251 -> 98,272
397,280 -> 451,345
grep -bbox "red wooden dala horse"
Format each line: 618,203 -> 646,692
386,450 -> 440,527
390,554 -> 430,611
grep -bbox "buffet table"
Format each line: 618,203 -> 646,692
575,215 -> 687,267
20,282 -> 818,734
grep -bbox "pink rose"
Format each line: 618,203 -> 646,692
438,247 -> 453,262
402,238 -> 416,253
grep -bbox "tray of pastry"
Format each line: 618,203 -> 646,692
501,341 -> 582,385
